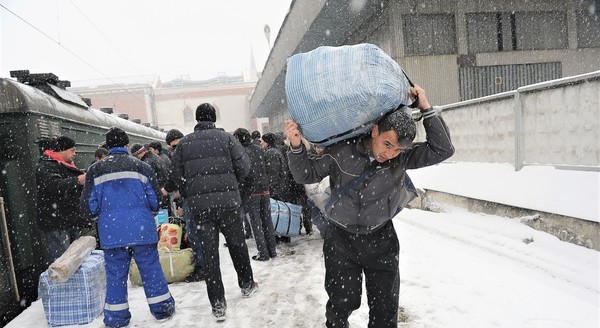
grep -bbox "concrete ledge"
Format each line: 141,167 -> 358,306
411,189 -> 600,251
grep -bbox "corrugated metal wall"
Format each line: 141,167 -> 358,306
459,62 -> 562,100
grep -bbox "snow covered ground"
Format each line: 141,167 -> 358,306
6,163 -> 599,327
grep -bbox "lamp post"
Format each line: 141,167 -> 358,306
264,24 -> 271,49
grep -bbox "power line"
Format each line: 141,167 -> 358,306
0,3 -> 149,106
67,0 -> 153,86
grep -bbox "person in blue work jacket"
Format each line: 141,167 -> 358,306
81,127 -> 175,328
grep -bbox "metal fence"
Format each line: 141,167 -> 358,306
430,70 -> 600,171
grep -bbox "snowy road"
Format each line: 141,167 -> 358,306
6,207 -> 599,328
396,208 -> 599,328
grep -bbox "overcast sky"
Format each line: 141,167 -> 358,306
0,0 -> 291,87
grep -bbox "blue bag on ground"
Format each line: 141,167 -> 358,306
285,43 -> 411,147
270,198 -> 302,237
38,250 -> 106,327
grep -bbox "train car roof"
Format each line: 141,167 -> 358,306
0,77 -> 166,141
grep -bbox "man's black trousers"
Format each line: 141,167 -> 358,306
323,221 -> 400,328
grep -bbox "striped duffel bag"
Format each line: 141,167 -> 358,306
270,198 -> 302,237
285,43 -> 412,147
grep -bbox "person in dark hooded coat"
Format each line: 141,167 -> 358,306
234,128 -> 277,261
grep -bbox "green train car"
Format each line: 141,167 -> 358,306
0,71 -> 166,326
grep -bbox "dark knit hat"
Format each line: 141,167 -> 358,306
165,129 -> 184,145
196,103 -> 216,122
261,132 -> 277,147
130,143 -> 145,156
106,127 -> 129,149
52,136 -> 76,152
94,147 -> 108,159
233,128 -> 252,146
251,130 -> 261,140
147,141 -> 162,151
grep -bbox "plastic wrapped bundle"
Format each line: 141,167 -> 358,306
47,236 -> 97,283
285,43 -> 411,147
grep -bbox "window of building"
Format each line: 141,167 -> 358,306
466,13 -> 501,53
213,104 -> 221,122
403,14 -> 457,56
576,9 -> 600,48
183,105 -> 194,126
466,11 -> 568,53
515,11 -> 568,50
459,62 -> 562,100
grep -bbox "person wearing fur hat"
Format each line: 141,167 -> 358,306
81,127 -> 175,327
251,130 -> 261,146
35,135 -> 96,264
233,128 -> 277,261
171,103 -> 257,321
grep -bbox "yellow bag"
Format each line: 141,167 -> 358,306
129,248 -> 194,285
158,223 -> 182,251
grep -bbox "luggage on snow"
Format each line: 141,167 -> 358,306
129,247 -> 194,285
270,198 -> 302,237
285,43 -> 412,147
38,250 -> 106,327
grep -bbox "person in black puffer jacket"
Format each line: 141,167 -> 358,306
234,128 -> 277,261
171,103 -> 257,321
36,136 -> 96,264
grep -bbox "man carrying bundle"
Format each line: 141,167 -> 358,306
284,85 -> 454,328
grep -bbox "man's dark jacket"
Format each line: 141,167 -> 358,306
171,121 -> 250,213
36,155 -> 86,231
238,138 -> 269,200
287,112 -> 454,234
264,145 -> 288,201
141,151 -> 169,188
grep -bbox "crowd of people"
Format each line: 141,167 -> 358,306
35,103 -> 316,327
34,85 -> 454,328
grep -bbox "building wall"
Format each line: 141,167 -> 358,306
72,80 -> 257,135
434,71 -> 600,169
73,86 -> 153,123
379,0 -> 600,107
251,0 -> 599,132
154,83 -> 255,134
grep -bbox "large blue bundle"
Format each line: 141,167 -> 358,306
270,198 -> 302,237
286,43 -> 411,147
38,250 -> 106,327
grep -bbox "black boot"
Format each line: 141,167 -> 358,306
184,267 -> 206,282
